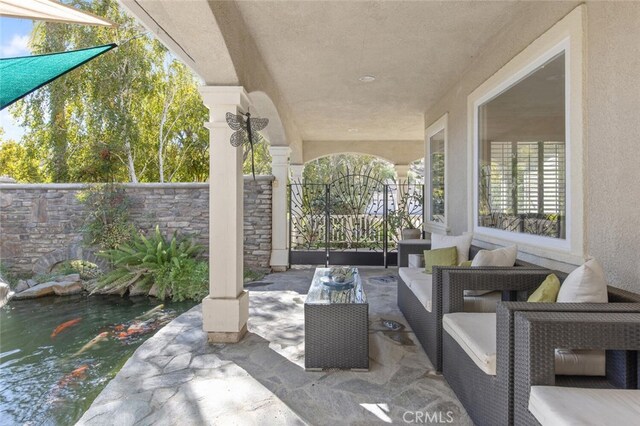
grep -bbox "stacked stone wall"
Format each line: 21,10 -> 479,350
0,177 -> 274,275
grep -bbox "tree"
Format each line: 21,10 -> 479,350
9,0 -> 209,183
302,154 -> 395,184
0,129 -> 47,182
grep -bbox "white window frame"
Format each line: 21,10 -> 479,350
467,6 -> 584,265
425,113 -> 449,234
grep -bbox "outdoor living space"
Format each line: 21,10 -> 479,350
2,0 -> 640,425
77,267 -> 472,425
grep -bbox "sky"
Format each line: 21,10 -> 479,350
0,17 -> 33,142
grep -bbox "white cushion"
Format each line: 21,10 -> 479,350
471,245 -> 518,267
431,233 -> 473,265
557,258 -> 608,303
443,312 -> 605,378
463,291 -> 501,313
399,268 -> 433,312
554,349 -> 606,376
443,313 -> 497,375
529,386 -> 640,426
398,267 -> 430,289
410,279 -> 433,313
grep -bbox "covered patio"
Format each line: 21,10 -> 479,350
78,267 -> 471,425
76,1 -> 640,425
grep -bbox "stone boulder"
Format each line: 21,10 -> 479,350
55,274 -> 80,283
13,278 -> 83,299
15,280 -> 29,293
129,281 -> 150,297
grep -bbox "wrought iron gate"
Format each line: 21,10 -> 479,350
289,173 -> 423,266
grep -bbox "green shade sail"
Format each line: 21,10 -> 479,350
0,43 -> 117,110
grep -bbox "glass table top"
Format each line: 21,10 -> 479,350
306,267 -> 367,305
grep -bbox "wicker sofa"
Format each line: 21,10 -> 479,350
513,310 -> 640,425
397,242 -> 543,371
440,267 -> 640,426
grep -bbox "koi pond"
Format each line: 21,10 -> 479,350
0,294 -> 195,425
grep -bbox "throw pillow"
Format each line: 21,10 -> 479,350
555,259 -> 608,376
431,233 -> 473,265
556,258 -> 608,303
459,260 -> 473,267
465,245 -> 517,296
471,245 -> 518,267
423,247 -> 458,274
527,274 -> 561,302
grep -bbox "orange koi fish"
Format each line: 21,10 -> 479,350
51,318 -> 81,339
57,364 -> 89,388
72,332 -> 109,357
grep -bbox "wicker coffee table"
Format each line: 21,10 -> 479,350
304,267 -> 369,371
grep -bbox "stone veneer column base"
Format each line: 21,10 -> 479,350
202,290 -> 249,343
208,324 -> 248,343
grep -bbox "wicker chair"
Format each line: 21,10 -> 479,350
441,268 -> 640,426
513,310 -> 640,425
397,244 -> 543,371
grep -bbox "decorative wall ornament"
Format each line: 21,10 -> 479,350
225,111 -> 269,179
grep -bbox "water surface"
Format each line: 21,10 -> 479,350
0,294 -> 195,425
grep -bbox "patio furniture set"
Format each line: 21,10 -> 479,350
396,234 -> 640,425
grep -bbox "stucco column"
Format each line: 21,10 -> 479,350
290,164 -> 304,183
269,146 -> 291,272
199,86 -> 250,343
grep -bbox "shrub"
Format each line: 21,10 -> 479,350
0,263 -> 17,288
154,258 -> 209,302
77,184 -> 134,250
96,226 -> 204,298
51,260 -> 101,280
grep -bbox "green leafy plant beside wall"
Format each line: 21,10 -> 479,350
155,258 -> 209,302
77,184 -> 134,250
96,226 -> 206,301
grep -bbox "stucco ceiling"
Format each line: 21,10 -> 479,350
233,1 -> 529,142
123,1 -> 536,143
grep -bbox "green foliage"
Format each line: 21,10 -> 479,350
0,129 -> 47,182
96,226 -> 204,299
242,140 -> 272,176
77,184 -> 133,250
51,260 -> 101,280
243,268 -> 266,283
9,0 -> 210,183
33,272 -> 59,284
302,154 -> 395,184
0,263 -> 18,288
154,258 -> 209,302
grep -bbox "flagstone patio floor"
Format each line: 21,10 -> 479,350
77,267 -> 472,425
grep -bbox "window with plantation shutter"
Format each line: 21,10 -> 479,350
477,52 -> 566,239
487,141 -> 565,218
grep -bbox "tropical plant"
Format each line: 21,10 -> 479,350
95,226 -> 204,297
154,258 -> 209,302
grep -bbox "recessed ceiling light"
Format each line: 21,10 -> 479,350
358,75 -> 376,83
348,128 -> 359,133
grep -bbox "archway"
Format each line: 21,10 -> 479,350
288,153 -> 425,267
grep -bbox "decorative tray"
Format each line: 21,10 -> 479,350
320,276 -> 355,287
321,267 -> 356,289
